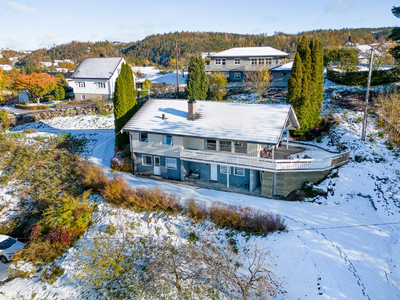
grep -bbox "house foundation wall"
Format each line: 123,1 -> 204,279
261,169 -> 331,197
75,93 -> 111,102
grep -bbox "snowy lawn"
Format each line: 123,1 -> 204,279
0,109 -> 399,299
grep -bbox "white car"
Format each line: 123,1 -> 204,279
0,235 -> 25,263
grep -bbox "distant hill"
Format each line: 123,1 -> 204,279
17,27 -> 393,70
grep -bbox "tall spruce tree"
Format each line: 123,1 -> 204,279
114,62 -> 138,150
310,37 -> 324,128
186,55 -> 209,100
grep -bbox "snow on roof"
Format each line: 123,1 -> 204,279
131,66 -> 160,75
123,99 -> 299,144
71,57 -> 124,79
210,47 -> 288,58
270,62 -> 293,72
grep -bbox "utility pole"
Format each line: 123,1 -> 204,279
175,41 -> 180,99
361,48 -> 374,141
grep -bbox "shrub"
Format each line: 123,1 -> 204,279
209,202 -> 285,234
15,104 -> 49,110
0,139 -> 16,151
23,128 -> 37,134
73,161 -> 109,192
101,175 -> 128,205
41,264 -> 65,284
302,182 -> 318,197
185,198 -> 207,221
0,109 -> 8,124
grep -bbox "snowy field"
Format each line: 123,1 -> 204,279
0,103 -> 399,299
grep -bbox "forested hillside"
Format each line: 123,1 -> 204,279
17,27 -> 392,69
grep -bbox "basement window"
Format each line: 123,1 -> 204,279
166,158 -> 177,170
142,155 -> 152,166
233,167 -> 245,177
220,165 -> 231,174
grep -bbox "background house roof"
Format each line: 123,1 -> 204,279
270,62 -> 293,72
71,57 -> 124,79
209,47 -> 288,58
123,99 -> 299,145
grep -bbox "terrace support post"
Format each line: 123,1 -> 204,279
286,130 -> 290,149
271,147 -> 275,160
227,169 -> 230,188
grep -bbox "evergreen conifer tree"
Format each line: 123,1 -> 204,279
186,55 -> 209,100
287,34 -> 324,136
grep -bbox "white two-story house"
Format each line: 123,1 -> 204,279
68,57 -> 132,101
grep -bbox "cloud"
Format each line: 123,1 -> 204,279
6,1 -> 36,14
325,0 -> 351,12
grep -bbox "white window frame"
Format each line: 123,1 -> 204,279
266,57 -> 272,66
251,58 -> 257,65
97,82 -> 106,89
215,59 -> 221,65
221,58 -> 226,65
77,81 -> 85,88
166,158 -> 177,170
234,58 -> 241,65
220,165 -> 231,174
81,95 -> 85,100
233,167 -> 245,177
234,73 -> 241,80
162,135 -> 173,145
142,155 -> 152,166
258,58 -> 265,65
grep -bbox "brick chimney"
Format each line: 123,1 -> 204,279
188,98 -> 197,120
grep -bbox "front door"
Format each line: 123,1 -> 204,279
210,164 -> 217,181
154,156 -> 161,175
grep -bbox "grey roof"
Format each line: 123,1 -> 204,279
71,57 -> 124,79
270,62 -> 293,72
122,99 -> 300,145
210,47 -> 288,58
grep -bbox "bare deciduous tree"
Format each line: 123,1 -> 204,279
245,67 -> 272,101
377,90 -> 400,143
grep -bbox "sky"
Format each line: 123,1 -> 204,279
0,0 -> 397,50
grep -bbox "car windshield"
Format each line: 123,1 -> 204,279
0,237 -> 16,250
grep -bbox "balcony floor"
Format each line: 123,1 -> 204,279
273,145 -> 306,159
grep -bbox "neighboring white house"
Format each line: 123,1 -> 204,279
41,62 -> 53,68
68,57 -> 134,101
122,99 -> 350,197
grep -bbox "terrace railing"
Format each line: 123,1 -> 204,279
180,149 -> 350,172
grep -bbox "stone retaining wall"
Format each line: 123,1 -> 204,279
7,103 -> 114,126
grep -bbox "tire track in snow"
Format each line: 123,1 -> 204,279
286,216 -> 371,300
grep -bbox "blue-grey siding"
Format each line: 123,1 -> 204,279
133,152 -> 181,180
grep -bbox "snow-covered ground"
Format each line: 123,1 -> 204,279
0,101 -> 400,299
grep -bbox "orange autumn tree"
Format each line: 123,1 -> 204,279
13,72 -> 57,105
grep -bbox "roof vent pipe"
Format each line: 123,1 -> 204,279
188,98 -> 197,120
162,114 -> 166,120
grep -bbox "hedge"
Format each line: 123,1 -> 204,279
326,68 -> 398,86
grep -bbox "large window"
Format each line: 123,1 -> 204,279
234,58 -> 241,65
166,158 -> 177,170
142,155 -> 152,166
233,167 -> 245,177
140,133 -> 148,142
234,142 -> 247,154
206,139 -> 217,150
77,82 -> 85,88
219,141 -> 231,152
220,165 -> 231,174
162,135 -> 173,145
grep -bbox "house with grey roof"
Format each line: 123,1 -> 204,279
68,57 -> 134,101
205,46 -> 289,87
122,99 -> 349,197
